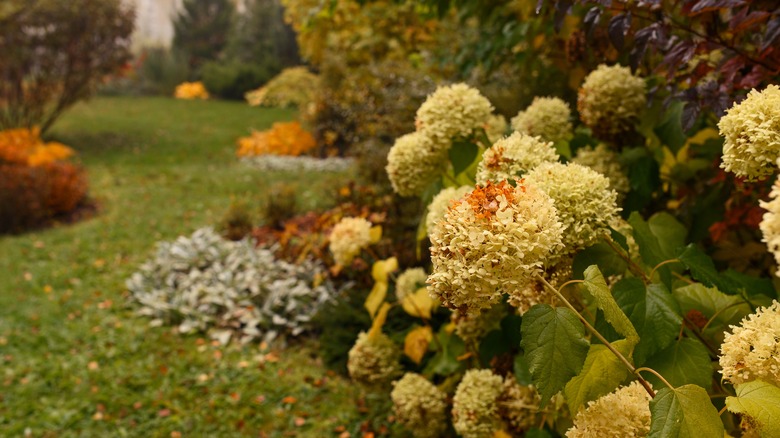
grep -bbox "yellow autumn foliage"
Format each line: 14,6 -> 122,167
0,127 -> 75,166
236,121 -> 317,157
174,81 -> 210,100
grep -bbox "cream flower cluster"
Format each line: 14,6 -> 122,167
391,373 -> 448,438
507,260 -> 572,315
415,83 -> 495,142
475,132 -> 558,184
395,267 -> 428,301
577,64 -> 646,138
485,114 -> 509,143
498,379 -> 548,433
328,217 -> 372,266
566,381 -> 652,438
719,300 -> 780,387
428,181 -> 565,314
525,162 -> 619,254
452,369 -> 505,438
426,185 -> 473,233
386,132 -> 448,197
719,85 -> 780,180
572,144 -> 630,199
347,331 -> 401,386
453,304 -> 506,346
511,96 -> 574,144
760,176 -> 780,276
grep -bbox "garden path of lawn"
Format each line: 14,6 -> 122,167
0,97 -> 362,437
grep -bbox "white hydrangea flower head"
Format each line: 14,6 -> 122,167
572,144 -> 630,199
525,161 -> 620,254
511,96 -> 574,144
719,85 -> 780,180
386,132 -> 448,197
719,300 -> 780,386
391,373 -> 448,438
428,180 -> 565,314
578,64 -> 646,139
498,378 -> 550,433
566,381 -> 652,438
415,83 -> 494,142
475,132 -> 559,185
453,304 -> 506,346
760,175 -> 780,275
426,185 -> 473,233
328,217 -> 372,266
347,331 -> 401,386
452,369 -> 505,438
485,113 -> 509,143
395,267 -> 428,301
508,260 -> 572,315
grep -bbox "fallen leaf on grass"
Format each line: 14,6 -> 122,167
294,417 -> 305,427
281,396 -> 297,404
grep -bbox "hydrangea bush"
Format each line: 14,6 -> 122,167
127,227 -> 333,343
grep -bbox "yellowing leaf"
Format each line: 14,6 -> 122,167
368,302 -> 391,340
364,281 -> 388,319
369,225 -> 382,244
401,287 -> 434,319
403,326 -> 432,364
686,127 -> 719,146
371,257 -> 398,283
493,430 -> 512,438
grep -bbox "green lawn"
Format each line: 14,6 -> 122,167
0,97 -> 362,436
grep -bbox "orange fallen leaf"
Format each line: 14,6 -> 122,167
158,409 -> 171,417
294,417 -> 305,426
281,396 -> 297,404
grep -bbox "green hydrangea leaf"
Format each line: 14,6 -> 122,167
449,141 -> 479,176
520,304 -> 590,406
726,380 -> 780,438
649,385 -> 724,438
582,265 -> 639,349
564,339 -> 633,413
643,338 -> 712,389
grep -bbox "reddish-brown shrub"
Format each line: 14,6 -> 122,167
43,162 -> 88,215
0,163 -> 49,232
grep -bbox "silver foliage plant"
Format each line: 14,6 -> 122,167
127,227 -> 334,344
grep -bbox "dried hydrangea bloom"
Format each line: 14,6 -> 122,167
578,64 -> 646,139
347,331 -> 401,386
391,373 -> 448,438
386,132 -> 448,197
525,162 -> 619,254
475,132 -> 559,184
572,144 -> 630,199
428,180 -> 565,314
453,304 -> 506,346
452,369 -> 505,438
395,267 -> 428,301
566,381 -> 652,438
508,260 -> 572,315
498,378 -> 550,433
426,185 -> 473,233
760,176 -> 780,275
719,85 -> 780,180
719,300 -> 780,386
485,113 -> 509,143
415,83 -> 494,142
511,96 -> 574,144
328,217 -> 372,266
609,217 -> 640,261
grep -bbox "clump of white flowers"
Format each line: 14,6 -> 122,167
566,381 -> 652,438
475,132 -> 559,184
395,267 -> 428,301
507,261 -> 572,315
328,217 -> 372,266
485,113 -> 509,143
511,96 -> 573,144
391,373 -> 449,438
498,378 -> 549,433
426,185 -> 473,233
452,369 -> 505,438
719,85 -> 780,180
760,174 -> 780,276
415,83 -> 494,142
386,132 -> 448,197
572,144 -> 630,199
347,331 -> 402,386
719,300 -> 780,387
525,162 -> 619,254
428,180 -> 564,314
127,227 -> 333,344
453,304 -> 506,346
578,64 -> 646,138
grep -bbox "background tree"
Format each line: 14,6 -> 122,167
172,0 -> 233,77
0,0 -> 134,133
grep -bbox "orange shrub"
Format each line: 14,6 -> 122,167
0,127 -> 75,166
174,81 -> 210,100
236,121 -> 317,157
43,162 -> 88,215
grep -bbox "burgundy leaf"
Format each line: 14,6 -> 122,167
608,12 -> 631,51
762,17 -> 780,52
730,10 -> 770,33
583,6 -> 602,37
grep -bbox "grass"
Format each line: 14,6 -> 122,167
0,97 -> 365,436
